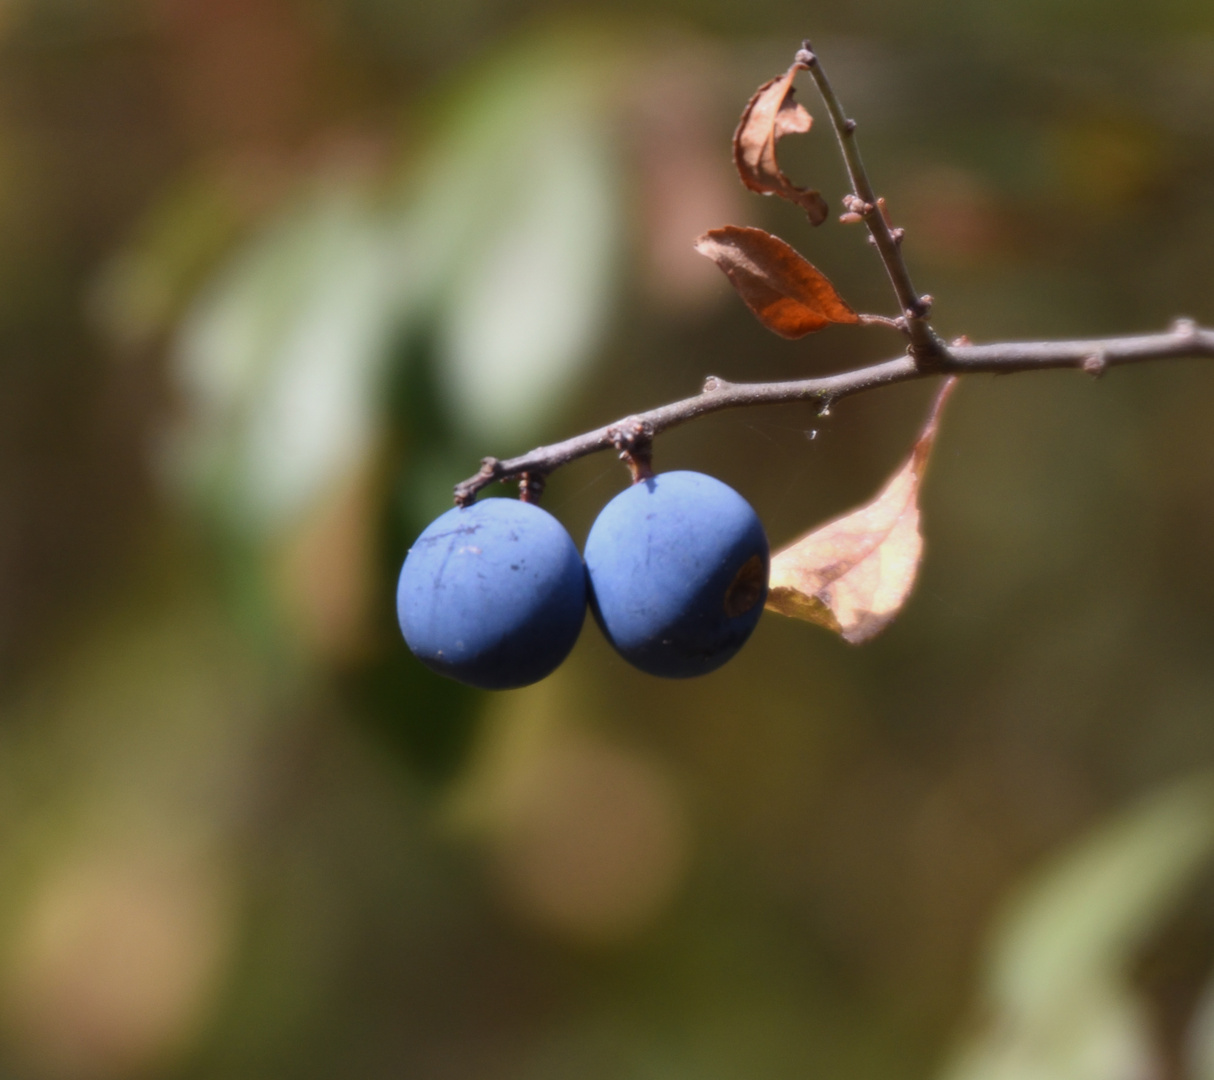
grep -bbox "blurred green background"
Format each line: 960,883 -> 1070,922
3,0 -> 1214,1077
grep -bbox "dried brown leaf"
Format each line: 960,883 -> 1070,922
732,61 -> 828,225
694,226 -> 858,338
765,378 -> 958,643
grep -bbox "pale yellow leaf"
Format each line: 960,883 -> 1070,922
766,378 -> 956,643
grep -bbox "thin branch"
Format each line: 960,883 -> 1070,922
795,41 -> 946,365
452,322 -> 1214,505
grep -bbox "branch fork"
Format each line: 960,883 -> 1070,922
451,40 -> 1214,508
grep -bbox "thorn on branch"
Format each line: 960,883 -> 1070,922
519,472 -> 546,503
608,416 -> 655,483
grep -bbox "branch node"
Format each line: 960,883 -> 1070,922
518,472 -> 546,503
703,374 -> 729,392
1082,350 -> 1108,378
1172,317 -> 1198,342
608,416 -> 655,483
890,227 -> 905,245
795,42 -> 816,66
453,456 -> 502,506
842,194 -> 873,216
843,118 -> 857,133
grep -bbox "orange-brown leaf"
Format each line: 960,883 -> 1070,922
732,61 -> 828,225
694,226 -> 858,338
765,378 -> 958,643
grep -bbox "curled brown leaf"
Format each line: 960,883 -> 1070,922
765,378 -> 958,643
732,61 -> 828,225
694,225 -> 858,338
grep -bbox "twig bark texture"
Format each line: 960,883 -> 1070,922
454,323 -> 1214,504
452,41 -> 1214,506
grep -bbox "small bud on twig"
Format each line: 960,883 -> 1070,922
1172,317 -> 1198,343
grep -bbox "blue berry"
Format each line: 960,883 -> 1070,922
397,499 -> 586,690
583,471 -> 769,678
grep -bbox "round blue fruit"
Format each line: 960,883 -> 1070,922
397,498 -> 586,690
583,471 -> 769,678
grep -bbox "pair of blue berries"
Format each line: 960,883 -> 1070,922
396,471 -> 770,689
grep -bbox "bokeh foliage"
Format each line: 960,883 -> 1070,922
2,0 -> 1214,1077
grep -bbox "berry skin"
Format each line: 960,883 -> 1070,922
583,471 -> 769,678
397,498 -> 586,690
